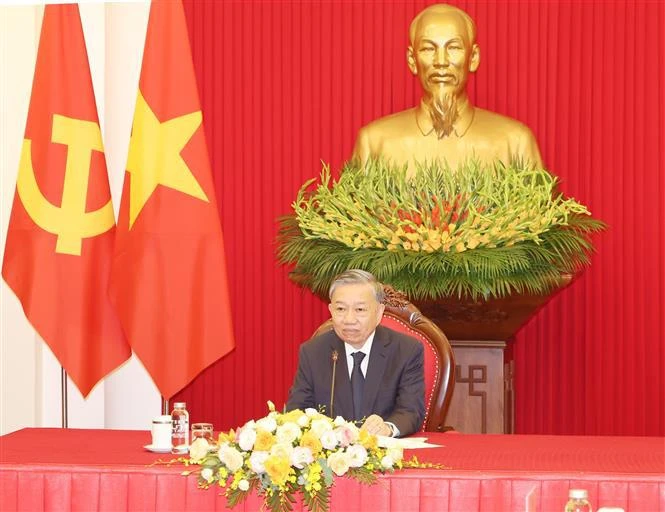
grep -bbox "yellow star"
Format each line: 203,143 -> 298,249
125,91 -> 208,228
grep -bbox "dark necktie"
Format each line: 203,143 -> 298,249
351,351 -> 366,422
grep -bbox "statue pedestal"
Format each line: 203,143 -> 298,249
413,275 -> 572,433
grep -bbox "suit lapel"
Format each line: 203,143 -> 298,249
361,326 -> 390,418
330,335 -> 353,420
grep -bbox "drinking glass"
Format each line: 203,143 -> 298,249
191,423 -> 215,447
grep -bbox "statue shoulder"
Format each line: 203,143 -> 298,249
353,108 -> 419,163
358,108 -> 419,138
473,108 -> 543,167
474,108 -> 537,139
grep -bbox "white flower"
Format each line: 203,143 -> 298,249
256,416 -> 277,433
334,424 -> 358,447
387,446 -> 403,462
327,450 -> 351,476
188,437 -> 210,461
276,422 -> 301,444
346,444 -> 368,468
290,446 -> 314,469
297,414 -> 310,428
333,416 -> 347,426
320,430 -> 338,450
270,441 -> 294,459
218,444 -> 244,472
249,451 -> 269,473
201,467 -> 214,483
380,455 -> 395,469
238,479 -> 250,491
237,426 -> 257,451
310,418 -> 333,438
305,408 -> 319,417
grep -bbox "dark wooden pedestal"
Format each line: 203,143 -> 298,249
445,340 -> 512,434
414,275 -> 571,434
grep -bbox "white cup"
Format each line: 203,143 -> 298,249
151,415 -> 172,449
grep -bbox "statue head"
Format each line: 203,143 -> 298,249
407,4 -> 480,137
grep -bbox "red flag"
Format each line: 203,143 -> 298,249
2,5 -> 131,397
109,0 -> 235,399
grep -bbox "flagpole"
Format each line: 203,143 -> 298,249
61,367 -> 68,428
162,397 -> 169,415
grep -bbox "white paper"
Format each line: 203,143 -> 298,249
377,436 -> 442,449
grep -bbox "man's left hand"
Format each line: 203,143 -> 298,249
361,414 -> 391,436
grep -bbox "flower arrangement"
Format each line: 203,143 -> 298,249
183,403 -> 408,512
277,159 -> 605,300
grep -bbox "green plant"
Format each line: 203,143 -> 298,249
277,159 -> 604,300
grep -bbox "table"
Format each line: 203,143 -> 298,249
1,429 -> 663,511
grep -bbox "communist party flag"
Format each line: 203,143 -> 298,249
2,5 -> 131,397
109,0 -> 235,399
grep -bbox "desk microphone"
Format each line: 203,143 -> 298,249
330,350 -> 338,417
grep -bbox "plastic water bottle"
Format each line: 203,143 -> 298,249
171,402 -> 189,454
565,489 -> 593,512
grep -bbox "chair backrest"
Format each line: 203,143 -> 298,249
311,286 -> 455,432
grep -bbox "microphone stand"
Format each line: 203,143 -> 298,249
330,350 -> 338,417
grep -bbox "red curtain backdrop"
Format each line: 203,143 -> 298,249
174,0 -> 664,436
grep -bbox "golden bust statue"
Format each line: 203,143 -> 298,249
353,4 -> 543,171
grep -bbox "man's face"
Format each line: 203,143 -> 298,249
408,12 -> 479,100
328,283 -> 385,349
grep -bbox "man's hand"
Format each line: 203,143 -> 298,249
361,414 -> 391,436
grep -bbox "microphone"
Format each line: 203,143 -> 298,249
329,350 -> 338,417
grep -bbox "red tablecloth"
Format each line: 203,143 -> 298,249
1,428 -> 663,511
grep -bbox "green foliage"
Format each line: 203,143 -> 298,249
277,159 -> 605,300
303,484 -> 330,512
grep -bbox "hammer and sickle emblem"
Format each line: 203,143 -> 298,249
17,114 -> 115,256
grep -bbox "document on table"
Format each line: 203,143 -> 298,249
377,436 -> 442,449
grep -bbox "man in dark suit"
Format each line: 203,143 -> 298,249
286,270 -> 425,437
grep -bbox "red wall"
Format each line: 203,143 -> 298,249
175,0 -> 664,436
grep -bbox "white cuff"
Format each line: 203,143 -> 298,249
385,421 -> 400,438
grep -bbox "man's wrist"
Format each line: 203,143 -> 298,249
384,421 -> 400,438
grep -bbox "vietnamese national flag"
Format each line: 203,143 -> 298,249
109,0 -> 235,399
2,5 -> 131,397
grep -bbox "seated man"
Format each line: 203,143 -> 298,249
286,269 -> 425,437
353,3 -> 543,173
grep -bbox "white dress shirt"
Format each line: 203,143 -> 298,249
343,332 -> 375,378
342,331 -> 399,437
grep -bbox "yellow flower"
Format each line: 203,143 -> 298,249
466,236 -> 481,249
402,241 -> 412,250
218,429 -> 236,445
300,430 -> 323,456
358,429 -> 378,450
280,409 -> 304,425
254,428 -> 276,451
455,242 -> 466,252
264,455 -> 292,488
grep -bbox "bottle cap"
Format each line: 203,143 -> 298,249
173,402 -> 187,408
569,489 -> 589,499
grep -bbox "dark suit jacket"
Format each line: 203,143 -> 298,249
286,325 -> 425,437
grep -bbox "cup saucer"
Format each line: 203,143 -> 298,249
144,444 -> 172,454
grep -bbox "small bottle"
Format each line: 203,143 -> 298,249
171,402 -> 189,454
565,489 -> 593,512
